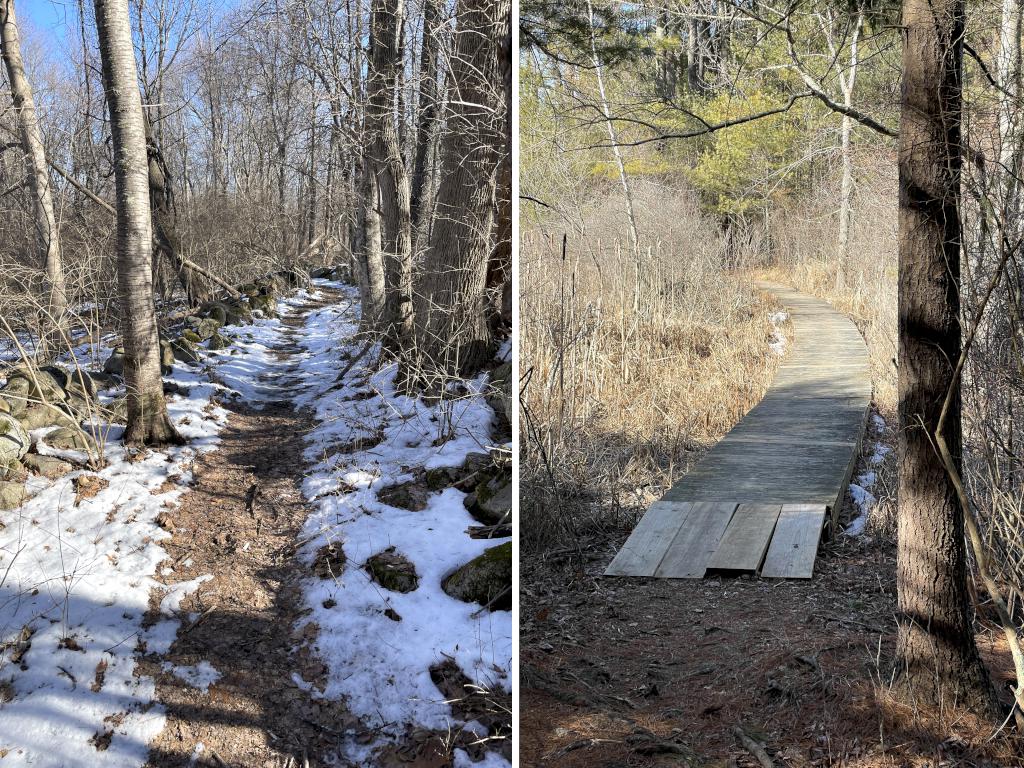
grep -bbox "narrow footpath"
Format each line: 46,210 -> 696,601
141,289 -> 355,766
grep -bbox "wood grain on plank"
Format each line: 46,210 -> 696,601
654,502 -> 738,578
707,504 -> 782,572
760,504 -> 827,578
604,501 -> 694,576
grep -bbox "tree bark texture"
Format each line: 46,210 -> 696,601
93,0 -> 182,446
896,0 -> 1000,717
414,0 -> 510,374
366,0 -> 414,353
0,0 -> 68,346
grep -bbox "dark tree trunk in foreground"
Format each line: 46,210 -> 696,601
0,0 -> 68,349
896,0 -> 1000,717
93,0 -> 182,446
414,0 -> 510,374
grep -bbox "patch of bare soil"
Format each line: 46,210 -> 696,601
521,499 -> 1023,767
138,292 -> 365,767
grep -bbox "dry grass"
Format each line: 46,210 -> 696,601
520,181 -> 782,552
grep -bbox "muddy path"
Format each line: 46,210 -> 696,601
138,289 -> 362,767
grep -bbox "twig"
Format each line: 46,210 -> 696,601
470,585 -> 512,618
731,726 -> 776,768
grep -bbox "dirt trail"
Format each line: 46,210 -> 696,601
139,289 -> 363,767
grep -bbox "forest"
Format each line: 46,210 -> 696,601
520,0 -> 1024,765
0,0 -> 512,765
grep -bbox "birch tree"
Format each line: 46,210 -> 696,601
0,0 -> 68,348
93,0 -> 182,446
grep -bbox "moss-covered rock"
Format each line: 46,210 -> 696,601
17,405 -> 77,431
181,329 -> 202,344
0,413 -> 30,464
365,548 -> 419,593
171,337 -> 200,364
377,481 -> 430,511
45,427 -> 98,454
207,332 -> 230,351
248,293 -> 277,317
442,543 -> 512,611
0,397 -> 9,415
103,347 -> 126,376
464,472 -> 512,526
0,480 -> 26,511
21,453 -> 72,479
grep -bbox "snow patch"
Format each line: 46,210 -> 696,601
160,661 -> 220,693
769,310 -> 789,356
845,413 -> 889,536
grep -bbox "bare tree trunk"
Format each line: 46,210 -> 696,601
998,0 -> 1023,212
896,0 -> 1000,717
586,0 -> 642,312
367,0 -> 414,352
93,0 -> 181,446
836,12 -> 862,269
0,0 -> 68,348
410,0 -> 439,232
414,0 -> 509,374
356,158 -> 387,329
487,22 -> 513,330
143,110 -> 210,305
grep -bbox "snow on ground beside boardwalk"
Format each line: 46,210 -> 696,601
286,284 -> 512,761
0,286 -> 324,767
845,414 -> 890,537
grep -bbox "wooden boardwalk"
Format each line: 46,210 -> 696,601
606,282 -> 872,579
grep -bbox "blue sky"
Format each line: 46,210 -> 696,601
20,1 -> 68,37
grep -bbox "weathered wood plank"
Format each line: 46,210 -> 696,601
707,504 -> 782,572
760,504 -> 827,578
603,282 -> 871,580
654,502 -> 737,578
604,501 -> 694,576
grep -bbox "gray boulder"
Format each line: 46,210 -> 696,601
21,453 -> 73,479
17,405 -> 77,431
103,348 -> 126,376
46,427 -> 98,454
0,480 -> 26,511
0,413 -> 30,464
442,543 -> 512,611
365,548 -> 419,593
464,472 -> 512,526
